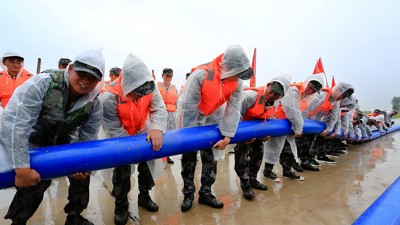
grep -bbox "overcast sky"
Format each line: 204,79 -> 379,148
1,0 -> 399,111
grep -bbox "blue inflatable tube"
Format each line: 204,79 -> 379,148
0,119 -> 322,189
353,177 -> 400,225
0,119 -> 398,189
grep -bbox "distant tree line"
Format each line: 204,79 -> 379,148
391,96 -> 400,111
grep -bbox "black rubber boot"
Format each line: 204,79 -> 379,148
138,192 -> 159,212
181,193 -> 194,212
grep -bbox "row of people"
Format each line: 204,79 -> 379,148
0,45 -> 384,225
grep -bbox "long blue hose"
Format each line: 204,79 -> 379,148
0,119 -> 398,191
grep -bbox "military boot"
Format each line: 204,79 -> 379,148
263,163 -> 280,182
114,200 -> 129,225
138,192 -> 159,212
198,193 -> 224,209
65,214 -> 94,225
181,193 -> 194,212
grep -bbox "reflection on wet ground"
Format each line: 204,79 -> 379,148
1,132 -> 400,225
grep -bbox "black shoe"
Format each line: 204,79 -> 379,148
167,157 -> 174,164
242,187 -> 255,200
198,194 -> 224,209
283,172 -> 304,181
263,170 -> 280,182
65,215 -> 94,225
250,180 -> 268,191
317,155 -> 336,164
309,158 -> 321,167
138,194 -> 159,212
181,194 -> 194,212
334,149 -> 346,154
301,162 -> 320,171
292,162 -> 304,172
114,211 -> 128,225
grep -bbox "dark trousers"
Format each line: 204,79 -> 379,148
279,140 -> 294,174
234,140 -> 263,188
112,162 -> 154,213
297,135 -> 317,162
181,148 -> 216,195
5,176 -> 90,224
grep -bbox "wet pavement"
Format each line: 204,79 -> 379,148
1,131 -> 400,225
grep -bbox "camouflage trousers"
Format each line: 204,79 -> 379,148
234,139 -> 264,188
4,176 -> 90,224
181,148 -> 216,195
279,140 -> 297,174
112,162 -> 154,213
296,135 -> 317,161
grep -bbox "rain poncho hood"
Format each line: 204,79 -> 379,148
303,73 -> 324,92
121,54 -> 153,97
332,82 -> 354,100
220,45 -> 251,79
268,74 -> 292,97
340,96 -> 357,111
1,51 -> 26,79
65,48 -> 105,113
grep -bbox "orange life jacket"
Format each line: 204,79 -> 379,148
0,69 -> 33,107
243,87 -> 275,121
193,54 -> 238,116
103,77 -> 153,135
307,87 -> 334,117
157,82 -> 179,112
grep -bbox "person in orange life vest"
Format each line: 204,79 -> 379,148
305,82 -> 354,165
58,58 -> 72,69
157,68 -> 179,164
367,110 -> 388,134
234,75 -> 290,200
101,54 -> 167,225
0,51 -> 33,108
264,74 -> 324,181
324,96 -> 357,156
103,67 -> 121,86
179,45 -> 253,212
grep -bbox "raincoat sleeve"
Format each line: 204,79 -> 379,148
348,122 -> 355,138
147,88 -> 168,133
181,70 -> 205,128
77,98 -> 102,142
359,123 -> 367,138
354,125 -> 362,138
101,91 -> 130,138
240,90 -> 258,117
325,102 -> 340,131
281,87 -> 303,134
366,125 -> 372,136
303,92 -> 325,119
219,80 -> 243,137
0,75 -> 51,169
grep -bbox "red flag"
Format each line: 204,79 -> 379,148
331,76 -> 336,87
312,57 -> 325,74
250,48 -> 256,87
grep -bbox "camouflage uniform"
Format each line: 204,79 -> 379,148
234,139 -> 264,189
181,148 -> 216,195
4,72 -> 97,224
112,162 -> 154,214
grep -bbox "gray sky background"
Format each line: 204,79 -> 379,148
1,0 -> 399,111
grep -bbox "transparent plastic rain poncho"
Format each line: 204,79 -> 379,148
306,82 -> 354,131
179,46 -> 246,137
263,75 -> 311,164
101,53 -> 167,138
100,54 -> 167,179
0,49 -> 105,172
335,96 -> 357,135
